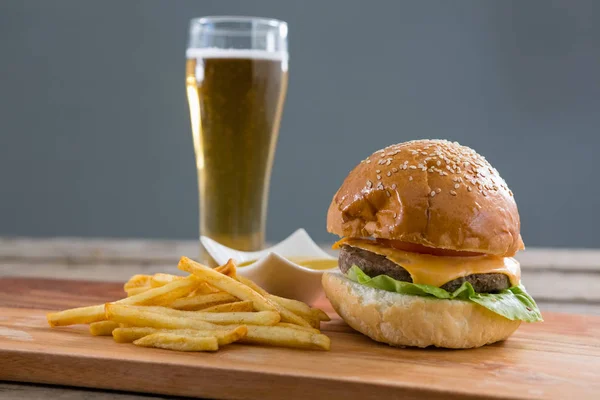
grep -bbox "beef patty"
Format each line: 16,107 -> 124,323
338,245 -> 510,293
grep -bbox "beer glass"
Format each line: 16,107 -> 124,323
186,17 -> 288,261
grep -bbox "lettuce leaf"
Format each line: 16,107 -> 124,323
347,265 -> 543,322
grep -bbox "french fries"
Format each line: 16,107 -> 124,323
178,257 -> 276,312
126,287 -> 151,297
168,292 -> 237,311
89,320 -> 120,336
269,294 -> 331,322
134,333 -> 219,352
241,325 -> 331,351
48,256 -> 332,352
113,326 -> 247,346
200,300 -> 253,313
138,306 -> 280,326
48,276 -> 200,327
276,322 -> 320,334
105,304 -> 220,330
150,273 -> 184,288
237,276 -> 312,328
124,274 -> 152,291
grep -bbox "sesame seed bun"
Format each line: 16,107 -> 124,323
322,271 -> 521,348
326,139 -> 524,257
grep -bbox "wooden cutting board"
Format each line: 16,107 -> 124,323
1,278 -> 599,400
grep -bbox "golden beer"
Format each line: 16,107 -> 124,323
186,50 -> 288,256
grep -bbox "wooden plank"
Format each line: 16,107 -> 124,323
1,278 -> 599,400
0,237 -> 199,264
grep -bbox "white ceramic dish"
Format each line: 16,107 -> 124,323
200,229 -> 337,304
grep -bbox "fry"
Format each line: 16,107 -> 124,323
134,333 -> 219,352
124,274 -> 152,290
89,320 -> 120,336
47,276 -> 200,327
276,322 -> 320,334
214,259 -> 237,278
237,276 -> 311,328
140,306 -> 279,326
113,326 -> 247,346
126,286 -> 150,297
168,292 -> 237,310
313,308 -> 331,322
122,276 -> 200,307
105,304 -> 220,330
241,325 -> 330,351
47,305 -> 105,327
112,326 -> 157,343
200,300 -> 253,313
150,273 -> 184,288
268,294 -> 331,322
178,257 -> 276,312
194,282 -> 221,295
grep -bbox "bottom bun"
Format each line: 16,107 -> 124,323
322,271 -> 521,349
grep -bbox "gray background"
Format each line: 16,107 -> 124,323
1,0 -> 598,248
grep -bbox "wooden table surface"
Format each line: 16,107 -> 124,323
1,237 -> 600,399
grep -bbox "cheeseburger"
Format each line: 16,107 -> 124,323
322,139 -> 542,349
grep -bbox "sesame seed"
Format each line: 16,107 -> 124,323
409,176 -> 413,181
377,175 -> 381,180
386,171 -> 391,177
380,153 -> 386,158
454,183 -> 460,189
386,190 -> 391,197
386,159 -> 392,165
418,163 -> 424,169
436,160 -> 441,166
436,188 -> 442,193
366,159 -> 371,164
392,167 -> 398,173
421,152 -> 428,156
430,191 -> 436,197
450,190 -> 457,196
409,165 -> 417,170
366,180 -> 373,188
467,186 -> 472,192
391,183 -> 397,189
376,169 -> 381,173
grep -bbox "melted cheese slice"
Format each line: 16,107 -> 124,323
334,238 -> 521,288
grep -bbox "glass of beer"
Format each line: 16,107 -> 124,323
185,16 -> 288,262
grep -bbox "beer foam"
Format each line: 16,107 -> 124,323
186,48 -> 288,61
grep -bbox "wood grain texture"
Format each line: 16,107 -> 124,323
1,278 -> 599,400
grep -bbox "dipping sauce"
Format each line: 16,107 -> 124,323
238,257 -> 337,270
